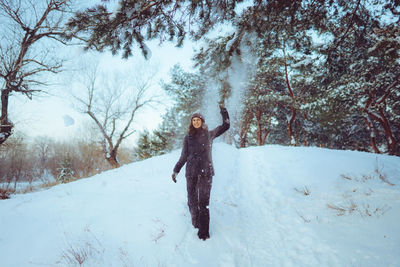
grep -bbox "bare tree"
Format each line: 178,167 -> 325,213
33,135 -> 54,178
0,132 -> 30,190
72,58 -> 158,168
0,0 -> 72,145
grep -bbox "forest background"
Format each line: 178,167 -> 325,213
0,0 -> 399,194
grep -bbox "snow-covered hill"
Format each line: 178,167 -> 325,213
1,144 -> 399,266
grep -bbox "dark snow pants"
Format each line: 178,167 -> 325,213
186,175 -> 212,238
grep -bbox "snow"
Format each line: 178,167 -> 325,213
0,144 -> 399,266
9,81 -> 18,87
141,43 -> 152,59
291,57 -> 314,68
225,35 -> 236,52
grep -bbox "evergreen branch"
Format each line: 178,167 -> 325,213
334,0 -> 361,47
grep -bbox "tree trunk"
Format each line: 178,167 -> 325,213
363,116 -> 380,154
283,50 -> 297,146
362,83 -> 398,155
0,88 -> 13,145
240,124 -> 250,148
261,128 -> 270,145
368,109 -> 397,155
106,149 -> 120,168
378,108 -> 397,155
256,110 -> 262,146
287,108 -> 297,145
240,112 -> 253,148
106,157 -> 120,168
255,109 -> 271,146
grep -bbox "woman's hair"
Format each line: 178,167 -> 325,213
188,123 -> 198,135
188,123 -> 208,135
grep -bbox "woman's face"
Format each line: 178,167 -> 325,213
192,117 -> 203,129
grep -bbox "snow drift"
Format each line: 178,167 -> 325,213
0,144 -> 399,266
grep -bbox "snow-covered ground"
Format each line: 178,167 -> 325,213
0,144 -> 399,266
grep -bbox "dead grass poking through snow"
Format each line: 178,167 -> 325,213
294,186 -> 311,196
340,158 -> 395,186
327,201 -> 357,216
327,201 -> 391,218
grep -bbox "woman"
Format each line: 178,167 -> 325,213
172,105 -> 230,240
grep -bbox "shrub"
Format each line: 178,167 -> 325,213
0,187 -> 14,199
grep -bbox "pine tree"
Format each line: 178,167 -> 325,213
135,65 -> 206,159
69,0 -> 400,155
318,14 -> 400,154
135,130 -> 153,160
66,0 -> 240,58
57,154 -> 74,183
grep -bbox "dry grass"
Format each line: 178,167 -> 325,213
375,169 -> 395,186
151,218 -> 167,243
21,185 -> 36,194
152,229 -> 166,243
59,228 -> 138,266
119,247 -> 135,267
0,187 -> 14,199
360,203 -> 391,218
340,158 -> 395,186
60,242 -> 91,266
294,186 -> 311,196
327,201 -> 358,216
39,181 -> 60,190
340,174 -> 352,180
59,227 -> 104,266
340,173 -> 375,183
333,159 -> 394,219
295,210 -> 311,223
327,201 -> 391,218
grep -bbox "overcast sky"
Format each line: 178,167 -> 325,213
11,39 -> 196,144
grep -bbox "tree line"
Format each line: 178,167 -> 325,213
1,0 -> 399,179
0,131 -> 133,194
126,0 -> 399,157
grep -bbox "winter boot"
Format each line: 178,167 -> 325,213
198,231 -> 210,241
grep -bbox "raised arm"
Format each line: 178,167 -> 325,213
210,106 -> 230,139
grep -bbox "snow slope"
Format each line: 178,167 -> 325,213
0,144 -> 399,266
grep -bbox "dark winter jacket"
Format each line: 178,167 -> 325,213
173,108 -> 230,177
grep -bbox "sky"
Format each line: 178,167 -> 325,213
4,0 -> 256,146
3,0 -> 197,145
11,39 -> 196,144
4,0 -> 259,145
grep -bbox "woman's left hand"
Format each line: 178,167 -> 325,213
172,172 -> 177,183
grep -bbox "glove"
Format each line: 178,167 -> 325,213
172,172 -> 177,183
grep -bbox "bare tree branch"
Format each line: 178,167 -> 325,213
0,0 -> 72,145
69,57 -> 159,168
